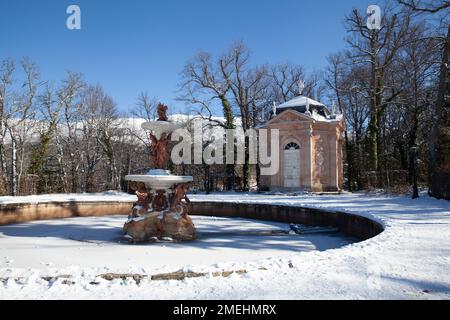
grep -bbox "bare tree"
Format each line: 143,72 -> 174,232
327,53 -> 355,190
219,41 -> 269,190
54,72 -> 85,193
86,85 -> 121,191
179,52 -> 234,129
29,72 -> 84,193
0,58 -> 151,195
326,51 -> 373,189
3,59 -> 40,195
429,26 -> 450,176
132,92 -> 158,122
397,0 -> 450,194
179,51 -> 236,190
0,58 -> 15,195
78,86 -> 109,192
397,0 -> 449,13
345,5 -> 412,175
270,63 -> 306,103
127,92 -> 159,150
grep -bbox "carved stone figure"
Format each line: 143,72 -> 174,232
152,190 -> 168,212
170,183 -> 191,216
128,181 -> 151,217
149,132 -> 171,169
156,103 -> 168,121
148,133 -> 158,169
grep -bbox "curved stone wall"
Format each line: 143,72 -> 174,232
0,200 -> 383,240
0,201 -> 132,226
191,202 -> 383,240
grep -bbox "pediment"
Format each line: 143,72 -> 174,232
267,109 -> 313,126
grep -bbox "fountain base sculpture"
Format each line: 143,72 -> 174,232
123,176 -> 195,242
123,104 -> 195,242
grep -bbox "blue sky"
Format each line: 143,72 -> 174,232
0,0 -> 376,114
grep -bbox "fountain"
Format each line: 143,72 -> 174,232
123,103 -> 195,242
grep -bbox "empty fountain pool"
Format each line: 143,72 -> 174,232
0,214 -> 358,272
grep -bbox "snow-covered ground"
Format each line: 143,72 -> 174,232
1,191 -> 450,300
0,191 -> 135,205
0,215 -> 355,270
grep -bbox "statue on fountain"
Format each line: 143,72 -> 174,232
156,103 -> 168,121
149,132 -> 171,169
123,103 -> 195,242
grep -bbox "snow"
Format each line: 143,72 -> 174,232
1,191 -> 450,300
310,112 -> 343,122
0,215 -> 354,270
274,96 -> 343,122
277,96 -> 325,109
3,114 -> 244,145
0,191 -> 134,205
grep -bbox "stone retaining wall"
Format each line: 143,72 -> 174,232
191,202 -> 383,240
0,200 -> 383,240
0,201 -> 132,226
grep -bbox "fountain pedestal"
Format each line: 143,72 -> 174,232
123,170 -> 195,241
123,103 -> 195,242
124,210 -> 196,242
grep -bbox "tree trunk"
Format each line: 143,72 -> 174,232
368,32 -> 379,172
70,157 -> 78,193
0,143 -> 7,195
255,163 -> 261,191
219,95 -> 236,191
428,25 -> 450,181
29,127 -> 56,194
344,131 -> 354,191
11,138 -> 17,196
242,137 -> 250,191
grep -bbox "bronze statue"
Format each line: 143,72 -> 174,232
149,132 -> 171,169
156,103 -> 168,121
170,183 -> 191,214
147,103 -> 171,169
129,182 -> 151,216
149,134 -> 158,168
152,190 -> 168,212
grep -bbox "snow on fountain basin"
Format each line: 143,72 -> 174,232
125,169 -> 193,190
141,121 -> 180,139
0,214 -> 356,273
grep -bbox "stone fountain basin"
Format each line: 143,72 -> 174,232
125,174 -> 193,190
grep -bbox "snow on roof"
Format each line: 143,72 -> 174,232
273,96 -> 343,123
277,96 -> 325,109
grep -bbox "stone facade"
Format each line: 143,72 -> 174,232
260,107 -> 344,192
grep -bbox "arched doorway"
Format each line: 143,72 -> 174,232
283,142 -> 300,188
